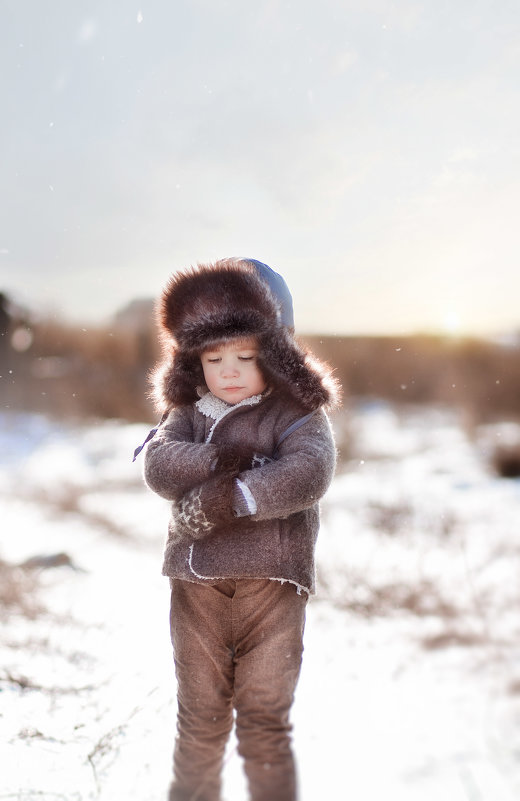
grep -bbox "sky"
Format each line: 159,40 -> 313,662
1,0 -> 519,336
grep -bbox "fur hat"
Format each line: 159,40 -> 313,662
152,258 -> 339,412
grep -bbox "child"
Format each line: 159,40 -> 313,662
143,258 -> 339,801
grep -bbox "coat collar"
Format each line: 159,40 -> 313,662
195,391 -> 265,443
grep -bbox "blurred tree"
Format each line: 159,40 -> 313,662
0,292 -> 11,359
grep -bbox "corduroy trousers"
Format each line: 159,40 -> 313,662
168,577 -> 307,801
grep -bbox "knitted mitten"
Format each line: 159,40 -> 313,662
177,473 -> 238,539
213,443 -> 274,475
213,444 -> 257,474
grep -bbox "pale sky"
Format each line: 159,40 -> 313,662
2,0 -> 519,336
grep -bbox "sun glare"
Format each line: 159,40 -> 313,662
440,310 -> 463,337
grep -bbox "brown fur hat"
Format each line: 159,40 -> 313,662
152,258 -> 339,412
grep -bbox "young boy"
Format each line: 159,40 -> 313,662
143,258 -> 338,801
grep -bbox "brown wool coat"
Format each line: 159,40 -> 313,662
144,390 -> 336,594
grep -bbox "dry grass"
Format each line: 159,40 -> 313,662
305,334 -> 520,424
422,629 -> 487,650
17,483 -> 134,540
317,571 -> 459,620
3,317 -> 159,422
0,558 -> 43,620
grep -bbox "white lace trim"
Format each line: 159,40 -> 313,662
187,545 -> 310,595
188,544 -> 224,580
195,391 -> 264,443
268,577 -> 310,596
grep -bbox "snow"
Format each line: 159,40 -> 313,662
1,403 -> 519,800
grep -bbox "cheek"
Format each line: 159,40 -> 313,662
201,362 -> 216,386
251,365 -> 267,391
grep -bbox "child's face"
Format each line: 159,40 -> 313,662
200,337 -> 267,404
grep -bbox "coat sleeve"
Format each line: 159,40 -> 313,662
143,406 -> 217,501
239,409 -> 336,521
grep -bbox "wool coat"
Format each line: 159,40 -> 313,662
144,388 -> 336,595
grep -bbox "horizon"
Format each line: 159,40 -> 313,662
4,287 -> 519,343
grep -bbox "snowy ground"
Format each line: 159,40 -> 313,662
1,403 -> 520,801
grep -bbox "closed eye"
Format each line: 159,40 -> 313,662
238,356 -> 255,361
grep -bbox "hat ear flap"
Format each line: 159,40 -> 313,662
151,350 -> 203,410
257,330 -> 337,411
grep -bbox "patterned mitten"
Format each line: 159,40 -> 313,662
177,473 -> 238,539
213,443 -> 273,474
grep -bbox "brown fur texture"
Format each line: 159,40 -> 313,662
152,258 -> 340,412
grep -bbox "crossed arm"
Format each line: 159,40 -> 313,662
144,405 -> 336,540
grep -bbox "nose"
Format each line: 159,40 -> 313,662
221,360 -> 239,377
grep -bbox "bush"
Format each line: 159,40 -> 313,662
493,445 -> 520,478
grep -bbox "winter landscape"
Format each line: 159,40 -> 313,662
1,401 -> 520,800
3,1 -> 520,797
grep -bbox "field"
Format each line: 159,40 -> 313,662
1,401 -> 520,800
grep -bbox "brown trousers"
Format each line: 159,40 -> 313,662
168,578 -> 307,801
